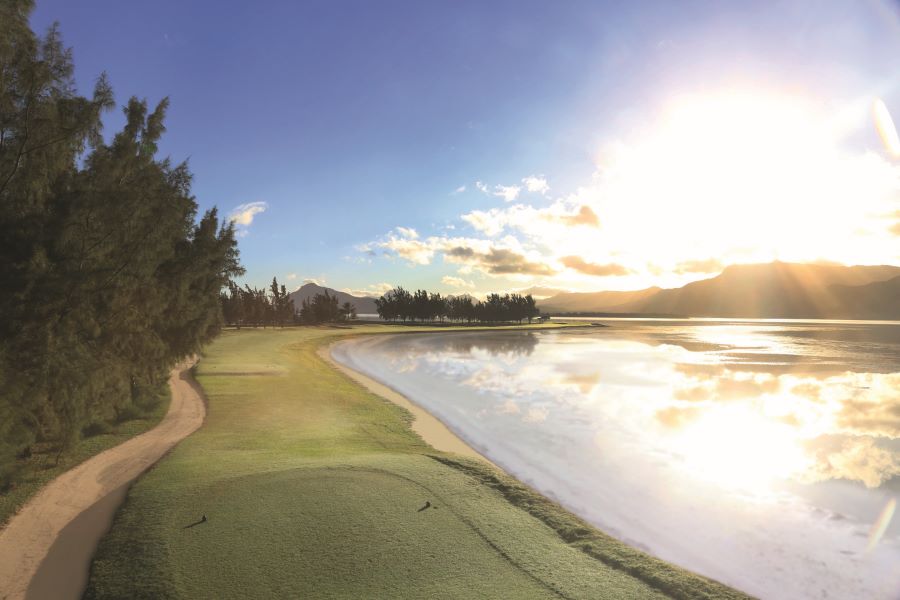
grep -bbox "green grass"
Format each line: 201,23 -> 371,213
85,325 -> 749,599
0,392 -> 170,527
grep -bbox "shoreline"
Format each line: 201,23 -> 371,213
320,338 -> 498,467
0,362 -> 207,600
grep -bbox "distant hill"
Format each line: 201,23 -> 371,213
540,262 -> 900,319
539,287 -> 662,313
288,283 -> 378,314
513,286 -> 571,299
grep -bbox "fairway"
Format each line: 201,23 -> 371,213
85,326 -> 745,599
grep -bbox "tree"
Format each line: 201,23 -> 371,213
0,5 -> 242,485
339,301 -> 356,321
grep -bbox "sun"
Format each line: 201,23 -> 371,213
579,88 -> 899,289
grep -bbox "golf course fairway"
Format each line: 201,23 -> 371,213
85,326 -> 746,599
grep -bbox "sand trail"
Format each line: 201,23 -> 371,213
0,361 -> 206,600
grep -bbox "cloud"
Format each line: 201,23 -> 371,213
462,203 -> 599,238
395,226 -> 419,240
804,435 -> 900,488
286,273 -> 297,280
344,282 -> 394,297
462,209 -> 506,236
475,181 -> 489,194
493,184 -> 521,202
675,258 -> 725,274
560,255 -> 630,277
547,205 -> 600,227
453,185 -> 467,194
447,245 -> 557,276
522,175 -> 550,194
889,210 -> 900,235
523,406 -> 549,423
228,201 -> 268,227
380,228 -> 435,265
441,275 -> 475,289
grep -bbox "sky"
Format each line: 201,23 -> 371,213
31,0 -> 900,297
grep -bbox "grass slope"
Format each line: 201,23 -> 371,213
85,325 -> 748,599
0,393 -> 170,527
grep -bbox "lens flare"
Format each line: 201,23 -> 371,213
866,497 -> 896,553
873,98 -> 900,158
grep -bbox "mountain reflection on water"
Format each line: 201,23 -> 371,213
332,322 -> 900,599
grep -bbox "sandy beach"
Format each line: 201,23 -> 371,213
321,338 -> 495,465
0,362 -> 207,600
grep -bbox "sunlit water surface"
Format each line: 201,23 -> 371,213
332,321 -> 900,599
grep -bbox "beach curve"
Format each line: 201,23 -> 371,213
321,337 -> 496,466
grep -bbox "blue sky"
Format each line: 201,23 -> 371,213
32,0 -> 900,296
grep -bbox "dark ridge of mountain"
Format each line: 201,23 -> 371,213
826,275 -> 900,319
538,287 -> 662,313
540,262 -> 900,319
288,283 -> 379,314
514,286 -> 570,299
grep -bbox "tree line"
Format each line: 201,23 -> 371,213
220,278 -> 295,328
220,280 -> 357,326
375,288 -> 541,323
0,3 -> 241,488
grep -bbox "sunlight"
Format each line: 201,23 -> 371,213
874,98 -> 900,158
584,89 -> 900,288
670,404 -> 810,492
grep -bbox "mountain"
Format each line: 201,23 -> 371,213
539,287 -> 662,313
513,286 -> 571,299
288,283 -> 379,314
540,262 -> 900,319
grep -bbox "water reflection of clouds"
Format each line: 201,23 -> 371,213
661,362 -> 900,488
338,324 -> 900,598
402,326 -> 900,491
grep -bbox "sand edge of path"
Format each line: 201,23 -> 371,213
320,338 -> 496,466
0,360 -> 207,600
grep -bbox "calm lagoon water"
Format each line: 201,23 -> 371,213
332,321 -> 900,599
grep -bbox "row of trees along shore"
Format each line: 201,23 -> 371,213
0,3 -> 242,488
220,279 -> 357,327
375,288 -> 541,323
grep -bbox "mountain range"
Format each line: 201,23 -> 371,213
539,262 -> 900,320
288,283 -> 379,314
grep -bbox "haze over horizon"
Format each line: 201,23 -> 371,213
31,0 -> 900,297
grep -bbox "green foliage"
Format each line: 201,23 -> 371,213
375,287 -> 541,323
220,277 -> 294,328
0,7 -> 242,489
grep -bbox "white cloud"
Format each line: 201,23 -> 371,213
522,175 -> 550,194
441,275 -> 475,289
381,227 -> 435,265
286,273 -> 297,280
395,226 -> 419,240
344,282 -> 394,297
453,185 -> 467,194
475,181 -> 489,194
493,184 -> 521,202
228,201 -> 268,227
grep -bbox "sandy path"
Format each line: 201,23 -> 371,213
321,340 -> 495,466
0,362 -> 206,600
